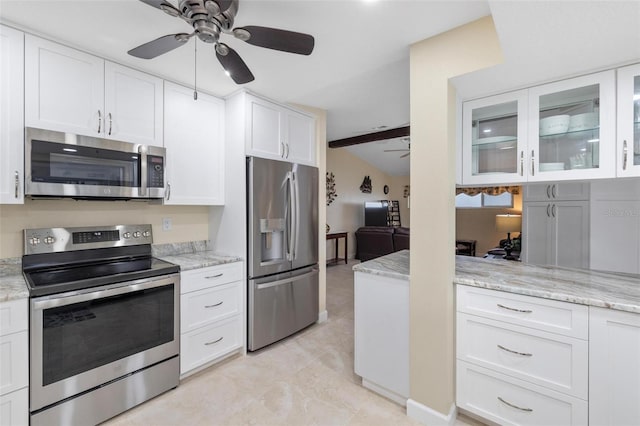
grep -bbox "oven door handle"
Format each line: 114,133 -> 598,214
31,274 -> 179,310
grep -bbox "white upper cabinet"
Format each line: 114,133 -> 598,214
461,70 -> 618,185
0,25 -> 24,205
616,63 -> 640,177
163,82 -> 224,205
462,90 -> 528,184
245,93 -> 316,166
25,34 -> 104,137
103,61 -> 163,145
25,35 -> 163,145
528,70 -> 616,181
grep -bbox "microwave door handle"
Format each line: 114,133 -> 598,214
138,145 -> 147,197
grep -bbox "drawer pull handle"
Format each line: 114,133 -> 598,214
205,337 -> 223,346
498,396 -> 533,412
497,303 -> 532,313
205,301 -> 223,308
205,273 -> 224,279
498,344 -> 532,357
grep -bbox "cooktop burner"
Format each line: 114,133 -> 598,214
22,225 -> 180,297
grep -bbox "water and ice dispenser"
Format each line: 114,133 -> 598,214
259,218 -> 287,264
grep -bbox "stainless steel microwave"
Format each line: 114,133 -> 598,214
25,128 -> 166,200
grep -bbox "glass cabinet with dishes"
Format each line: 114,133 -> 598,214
462,90 -> 528,184
616,63 -> 640,177
527,70 -> 616,181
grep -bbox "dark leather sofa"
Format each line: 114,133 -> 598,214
355,226 -> 409,261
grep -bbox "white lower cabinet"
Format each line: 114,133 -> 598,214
589,307 -> 640,426
456,286 -> 588,425
354,271 -> 409,405
0,299 -> 28,426
180,262 -> 244,377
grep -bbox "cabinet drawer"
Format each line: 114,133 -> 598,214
0,331 -> 28,395
181,281 -> 242,333
180,316 -> 242,375
0,387 -> 28,426
0,299 -> 27,336
457,286 -> 588,339
457,361 -> 588,426
457,313 -> 588,399
180,262 -> 242,294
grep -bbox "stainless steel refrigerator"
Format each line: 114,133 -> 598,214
247,156 -> 319,351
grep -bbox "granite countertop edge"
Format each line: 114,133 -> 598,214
352,250 -> 410,281
0,241 -> 244,303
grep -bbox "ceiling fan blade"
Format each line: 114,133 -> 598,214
400,152 -> 410,158
216,44 -> 254,84
128,34 -> 189,59
234,26 -> 314,55
214,0 -> 234,13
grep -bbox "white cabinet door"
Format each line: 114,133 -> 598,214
462,90 -> 528,185
0,388 -> 28,426
0,25 -> 24,204
616,63 -> 640,177
552,201 -> 589,269
246,96 -> 283,161
0,331 -> 28,396
527,70 -> 616,181
25,35 -> 104,137
285,110 -> 315,166
164,82 -> 224,205
589,307 -> 640,426
522,202 -> 553,265
104,61 -> 163,145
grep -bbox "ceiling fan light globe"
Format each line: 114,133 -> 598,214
204,0 -> 221,15
233,28 -> 251,41
159,3 -> 180,17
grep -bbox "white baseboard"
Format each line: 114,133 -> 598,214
317,310 -> 328,323
362,379 -> 406,406
406,399 -> 457,426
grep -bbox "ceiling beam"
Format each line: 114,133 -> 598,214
328,126 -> 410,148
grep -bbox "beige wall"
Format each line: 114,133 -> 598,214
456,191 -> 522,256
409,15 -> 503,416
0,200 -> 209,258
326,147 -> 409,260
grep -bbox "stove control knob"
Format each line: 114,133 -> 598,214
133,231 -> 141,238
44,236 -> 55,245
123,232 -> 131,239
142,231 -> 151,238
29,237 -> 40,245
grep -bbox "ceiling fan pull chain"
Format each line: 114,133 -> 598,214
193,38 -> 198,100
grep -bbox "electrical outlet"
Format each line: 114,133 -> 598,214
162,218 -> 172,231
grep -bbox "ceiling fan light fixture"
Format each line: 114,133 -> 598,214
159,3 -> 181,17
204,0 -> 220,15
233,28 -> 251,41
215,43 -> 229,56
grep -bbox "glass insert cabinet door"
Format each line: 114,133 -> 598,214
462,90 -> 528,184
527,70 -> 616,181
617,63 -> 640,177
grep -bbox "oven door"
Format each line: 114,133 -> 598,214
30,274 -> 180,412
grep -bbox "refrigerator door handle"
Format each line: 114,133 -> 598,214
255,269 -> 319,290
292,171 -> 299,260
286,171 -> 296,262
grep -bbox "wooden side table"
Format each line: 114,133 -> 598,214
326,232 -> 348,265
456,239 -> 477,257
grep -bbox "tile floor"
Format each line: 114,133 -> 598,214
106,260 -> 481,426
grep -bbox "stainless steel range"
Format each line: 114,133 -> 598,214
22,224 -> 180,426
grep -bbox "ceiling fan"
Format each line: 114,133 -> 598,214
128,0 -> 315,84
384,138 -> 410,158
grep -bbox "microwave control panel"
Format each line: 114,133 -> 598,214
147,155 -> 165,188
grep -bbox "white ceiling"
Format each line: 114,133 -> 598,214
1,1 -> 638,178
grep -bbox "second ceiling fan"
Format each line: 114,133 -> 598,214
129,0 -> 315,84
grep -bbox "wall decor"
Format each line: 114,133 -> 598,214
326,172 -> 337,205
360,175 -> 372,193
403,185 -> 410,198
383,185 -> 389,195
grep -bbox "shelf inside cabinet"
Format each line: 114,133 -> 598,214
472,136 -> 517,146
540,126 -> 600,139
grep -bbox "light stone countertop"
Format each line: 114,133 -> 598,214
455,255 -> 640,314
352,250 -> 409,281
0,258 -> 28,302
0,241 -> 243,303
